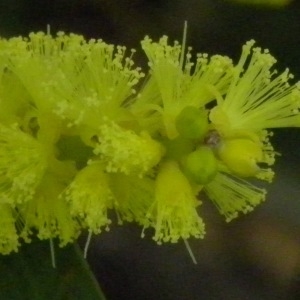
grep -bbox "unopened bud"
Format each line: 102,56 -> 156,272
182,146 -> 218,184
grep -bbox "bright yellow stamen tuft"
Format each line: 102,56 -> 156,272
140,35 -> 233,138
210,40 -> 300,132
148,160 -> 205,244
20,173 -> 79,246
94,121 -> 164,177
111,173 -> 155,226
204,172 -> 266,222
63,162 -> 113,234
0,124 -> 47,204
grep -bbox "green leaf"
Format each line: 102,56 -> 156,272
0,239 -> 106,300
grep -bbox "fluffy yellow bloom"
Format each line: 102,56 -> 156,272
111,173 -> 154,225
0,29 -> 299,255
210,40 -> 300,132
136,34 -> 233,139
19,173 -> 79,246
94,120 -> 164,176
0,32 -> 149,253
208,40 -> 300,181
147,161 -> 205,244
0,124 -> 48,205
62,162 -> 114,234
204,40 -> 300,219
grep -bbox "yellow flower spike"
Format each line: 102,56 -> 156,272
149,160 -> 205,244
0,204 -> 19,255
94,121 -> 165,177
217,138 -> 263,177
140,31 -> 233,139
0,124 -> 48,205
0,28 -> 298,255
63,161 -> 114,234
210,40 -> 300,132
204,172 -> 267,222
20,172 -> 79,246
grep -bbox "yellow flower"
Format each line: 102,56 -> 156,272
0,31 -> 149,254
62,162 -> 114,234
0,124 -> 48,205
209,40 -> 300,132
111,173 -> 155,226
20,172 -> 79,246
147,161 -> 205,244
203,40 -> 300,219
136,33 -> 233,139
94,120 -> 164,177
0,29 -> 298,256
208,39 -> 300,182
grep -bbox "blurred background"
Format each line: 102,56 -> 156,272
1,1 -> 300,299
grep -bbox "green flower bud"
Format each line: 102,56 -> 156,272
182,146 -> 218,185
175,106 -> 208,139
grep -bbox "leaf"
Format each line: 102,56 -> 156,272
0,239 -> 106,300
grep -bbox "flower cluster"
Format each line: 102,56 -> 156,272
0,30 -> 299,255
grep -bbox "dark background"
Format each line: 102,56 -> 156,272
1,1 -> 300,299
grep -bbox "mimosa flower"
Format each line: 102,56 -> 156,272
209,40 -> 300,132
0,29 -> 299,256
19,173 -> 79,246
94,120 -> 164,176
110,173 -> 155,225
146,161 -> 205,244
0,31 -> 149,254
205,40 -> 300,220
0,124 -> 47,205
63,162 -> 114,234
136,34 -> 233,139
